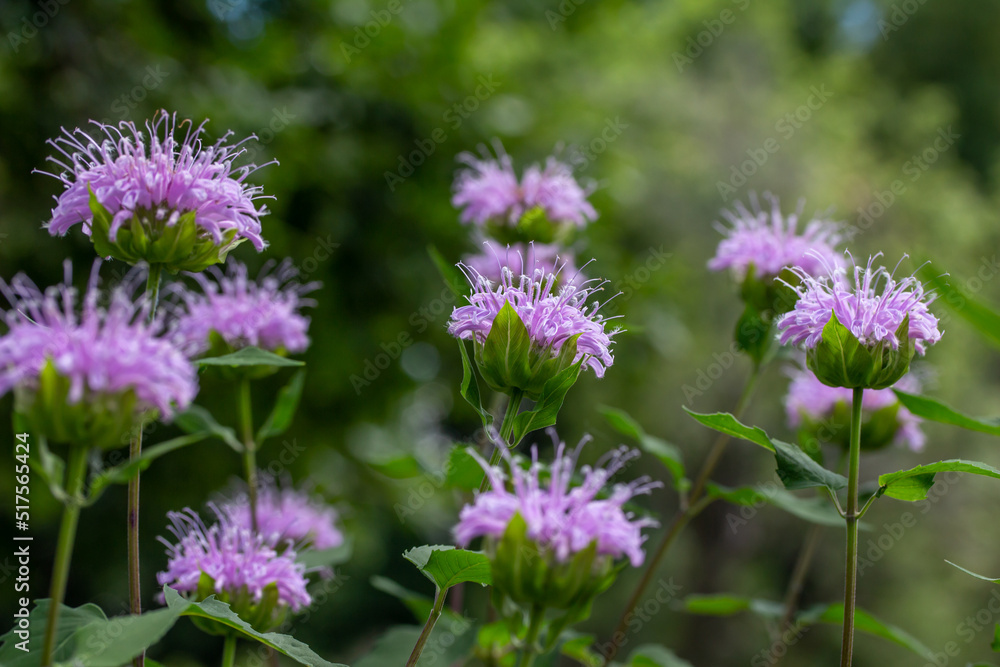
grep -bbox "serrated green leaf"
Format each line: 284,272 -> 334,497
893,390 -> 1000,437
601,405 -> 687,491
257,370 -> 306,444
0,600 -> 106,667
197,346 -> 304,368
403,545 -> 492,590
164,587 -> 343,666
685,410 -> 847,491
878,459 -> 1000,501
480,301 -> 533,393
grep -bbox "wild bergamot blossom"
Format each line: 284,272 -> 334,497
447,263 -> 618,395
173,260 -> 318,356
39,110 -> 272,271
777,253 -> 942,388
455,435 -> 660,567
452,141 -> 597,228
785,365 -> 926,451
220,476 -> 343,551
709,193 -> 843,280
157,506 -> 311,621
0,261 -> 197,447
463,240 -> 583,287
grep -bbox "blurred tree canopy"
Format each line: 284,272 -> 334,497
3,0 -> 1000,665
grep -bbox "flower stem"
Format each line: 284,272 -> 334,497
603,366 -> 761,664
128,263 -> 162,667
518,603 -> 546,667
480,389 -> 523,493
405,585 -> 447,667
840,387 -> 863,667
40,446 -> 88,667
774,523 -> 822,652
222,634 -> 238,667
239,378 -> 259,531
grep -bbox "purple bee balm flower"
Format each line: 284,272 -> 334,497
447,263 -> 619,378
463,240 -> 584,287
39,110 -> 271,252
220,476 -> 344,551
454,435 -> 660,567
157,505 -> 311,613
0,261 -> 196,420
777,253 -> 942,355
173,260 -> 318,355
708,193 -> 843,280
452,141 -> 597,227
785,366 -> 926,451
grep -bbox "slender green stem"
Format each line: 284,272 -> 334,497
774,524 -> 822,649
517,603 -> 546,667
405,586 -> 447,667
222,634 -> 238,667
840,387 -> 864,667
40,447 -> 89,667
128,264 -> 162,667
603,366 -> 761,664
480,389 -> 523,493
239,378 -> 259,531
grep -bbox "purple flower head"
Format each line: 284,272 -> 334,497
0,261 -> 197,421
219,475 -> 343,551
40,110 -> 272,252
447,262 -> 619,379
157,505 -> 311,613
454,434 -> 660,567
452,140 -> 597,228
463,240 -> 584,287
785,366 -> 926,451
709,193 -> 843,280
173,260 -> 318,356
777,253 -> 942,355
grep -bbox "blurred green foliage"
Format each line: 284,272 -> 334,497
3,0 -> 1000,665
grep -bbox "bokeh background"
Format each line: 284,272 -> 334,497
3,0 -> 1000,665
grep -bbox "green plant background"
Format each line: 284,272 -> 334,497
3,0 -> 1000,665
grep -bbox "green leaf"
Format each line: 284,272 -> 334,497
994,624 -> 1000,653
458,340 -> 493,429
678,594 -> 783,619
685,410 -> 847,491
893,390 -> 1000,437
370,576 -> 436,621
85,433 -> 206,505
625,644 -> 695,667
296,540 -> 353,571
705,483 -> 846,528
480,301 -> 533,393
352,622 -> 477,667
557,633 -> 604,667
878,459 -> 1000,501
164,587 -> 343,666
445,445 -> 488,491
403,545 -> 492,590
257,370 -> 306,444
918,267 -> 1000,349
798,603 -> 934,660
28,435 -> 69,503
174,405 -> 243,452
196,346 -> 305,368
428,244 -> 468,298
945,560 -> 1000,583
601,406 -> 687,491
0,600 -> 105,666
509,361 -> 582,445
